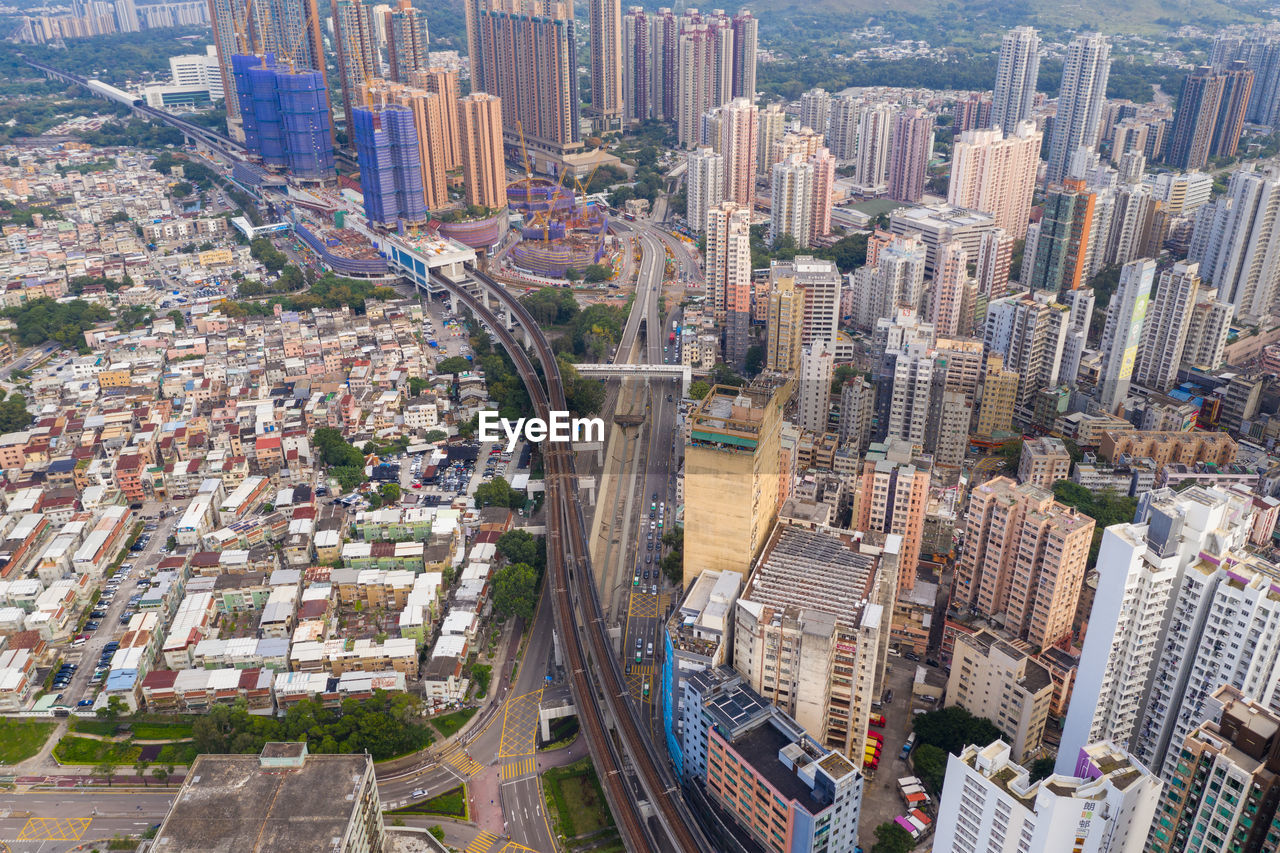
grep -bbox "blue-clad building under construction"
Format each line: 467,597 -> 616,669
352,104 -> 426,228
232,52 -> 335,183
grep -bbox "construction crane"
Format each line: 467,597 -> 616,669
573,162 -> 602,202
530,164 -> 572,240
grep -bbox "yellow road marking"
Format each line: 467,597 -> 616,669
16,817 -> 91,841
501,756 -> 535,780
498,688 -> 543,758
465,830 -> 501,853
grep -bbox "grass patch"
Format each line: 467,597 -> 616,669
152,742 -> 199,765
52,736 -> 140,765
71,716 -> 195,740
387,785 -> 468,818
0,718 -> 56,765
543,757 -> 615,840
430,708 -> 475,737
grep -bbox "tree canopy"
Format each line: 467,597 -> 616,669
0,393 -> 32,434
910,706 -> 1003,757
492,561 -> 539,622
5,298 -> 110,353
474,476 -> 523,508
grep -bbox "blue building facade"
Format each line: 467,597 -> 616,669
352,104 -> 426,228
232,53 -> 335,182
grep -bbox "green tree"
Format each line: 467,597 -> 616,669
134,757 -> 151,786
565,267 -> 582,282
492,561 -> 539,622
496,529 -> 540,567
428,826 -> 445,842
151,765 -> 170,786
378,482 -> 401,504
408,376 -> 427,396
688,380 -> 710,400
1001,439 -> 1023,472
0,393 -> 32,433
911,743 -> 948,793
744,344 -> 765,376
871,821 -> 914,853
423,429 -> 447,443
1029,757 -> 1056,783
313,428 -> 365,468
436,356 -> 471,374
166,309 -> 185,329
170,181 -> 193,198
911,706 -> 1003,757
250,237 -> 287,274
582,263 -> 611,283
474,476 -> 522,508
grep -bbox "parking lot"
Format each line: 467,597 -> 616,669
48,507 -> 178,711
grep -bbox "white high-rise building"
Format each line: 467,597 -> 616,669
1136,539 -> 1280,782
718,98 -> 758,207
1097,258 -> 1155,413
853,101 -> 892,195
983,291 -> 1069,410
1046,33 -> 1112,185
799,87 -> 830,133
1056,486 -> 1253,774
1188,164 -> 1280,319
1180,286 -> 1233,371
1134,261 -> 1200,392
676,19 -> 733,147
706,201 -> 752,366
770,153 -> 814,248
991,26 -> 1041,136
876,310 -> 937,449
929,240 -> 969,337
169,46 -> 224,99
1058,287 -> 1094,387
797,341 -> 834,434
948,120 -> 1042,241
686,146 -> 724,233
851,235 -> 927,332
938,740 -> 1160,853
113,0 -> 138,31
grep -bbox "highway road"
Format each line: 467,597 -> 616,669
0,789 -> 175,852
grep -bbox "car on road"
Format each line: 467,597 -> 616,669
85,620 -> 100,631
903,652 -> 921,662
77,699 -> 94,707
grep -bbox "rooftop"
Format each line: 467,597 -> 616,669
151,746 -> 376,852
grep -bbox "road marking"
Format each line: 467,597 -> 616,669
500,757 -> 535,780
16,817 -> 91,841
498,842 -> 538,853
498,688 -> 543,758
437,743 -> 484,778
464,829 -> 501,853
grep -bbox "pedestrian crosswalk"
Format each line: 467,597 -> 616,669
438,742 -> 484,778
501,756 -> 535,780
465,830 -> 501,853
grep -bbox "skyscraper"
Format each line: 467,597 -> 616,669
756,102 -> 785,176
851,235 -> 926,332
1149,685 -> 1280,853
475,0 -> 580,152
364,78 -> 448,211
887,108 -> 933,203
796,341 -> 834,434
929,241 -> 969,337
718,97 -> 757,206
457,92 -> 506,209
232,52 -> 335,181
1097,258 -> 1154,413
706,201 -> 752,366
352,103 -> 426,227
1213,60 -> 1255,159
1045,33 -> 1111,185
649,7 -> 678,123
730,9 -> 756,100
854,438 -> 931,593
974,228 -> 1012,299
676,16 -> 732,147
953,92 -> 993,133
765,272 -> 804,372
953,476 -> 1095,650
1134,261 -> 1200,392
621,6 -> 649,124
385,0 -> 429,83
683,383 -> 785,585
826,96 -> 859,161
947,120 -> 1042,240
210,0 -> 328,139
1166,66 -> 1226,170
1024,178 -> 1095,292
409,68 -> 461,171
991,26 -> 1041,136
685,145 -> 723,233
982,291 -> 1069,409
113,0 -> 138,32
1189,164 -> 1280,318
853,101 -> 892,195
772,256 -> 842,347
769,154 -> 813,248
1180,285 -> 1232,371
588,0 -> 622,130
872,309 -> 936,450
808,147 -> 835,246
799,87 -> 830,133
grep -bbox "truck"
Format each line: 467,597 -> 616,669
668,331 -> 676,344
900,732 -> 916,760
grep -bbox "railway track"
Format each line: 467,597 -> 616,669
463,267 -> 708,852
